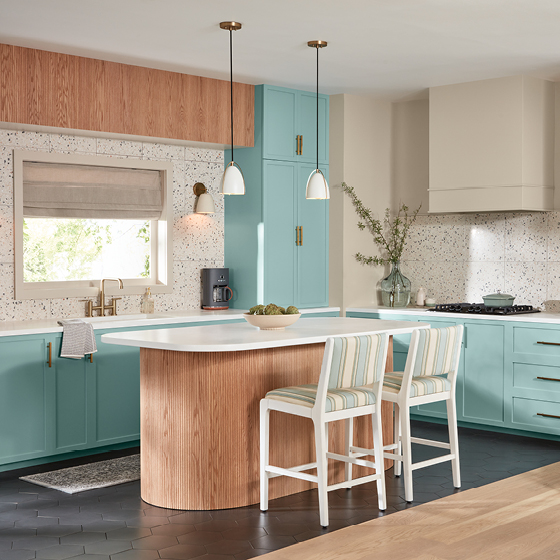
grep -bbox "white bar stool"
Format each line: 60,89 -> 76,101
259,333 -> 390,528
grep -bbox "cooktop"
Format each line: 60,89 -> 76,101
428,303 -> 541,315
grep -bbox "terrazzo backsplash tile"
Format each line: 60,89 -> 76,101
403,212 -> 556,308
0,126 -> 226,320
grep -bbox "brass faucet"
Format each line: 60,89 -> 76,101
82,278 -> 123,317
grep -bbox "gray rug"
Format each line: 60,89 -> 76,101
20,454 -> 140,494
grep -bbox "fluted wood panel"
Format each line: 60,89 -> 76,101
140,340 -> 394,511
0,43 -> 254,146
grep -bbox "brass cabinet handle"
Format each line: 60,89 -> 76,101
537,341 -> 560,346
296,135 -> 301,155
299,134 -> 303,155
295,227 -> 299,246
537,412 -> 560,420
537,376 -> 560,382
89,353 -> 93,363
47,342 -> 52,368
300,225 -> 303,246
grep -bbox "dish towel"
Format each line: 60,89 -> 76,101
57,319 -> 97,359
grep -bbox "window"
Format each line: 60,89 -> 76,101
14,150 -> 173,299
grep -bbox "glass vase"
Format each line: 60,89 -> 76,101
381,261 -> 411,308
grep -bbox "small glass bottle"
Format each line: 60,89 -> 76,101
141,287 -> 155,314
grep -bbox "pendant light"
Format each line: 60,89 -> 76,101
220,21 -> 245,195
306,40 -> 329,200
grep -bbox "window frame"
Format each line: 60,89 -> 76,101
14,150 -> 173,300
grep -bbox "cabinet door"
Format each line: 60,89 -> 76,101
296,163 -> 329,308
298,91 -> 329,164
262,86 -> 298,161
263,160 -> 297,306
0,336 -> 50,463
87,335 -> 140,446
461,322 -> 505,426
53,336 -> 88,452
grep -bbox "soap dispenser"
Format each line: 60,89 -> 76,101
141,287 -> 155,314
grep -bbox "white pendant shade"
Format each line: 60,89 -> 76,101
195,192 -> 215,214
221,161 -> 245,195
305,169 -> 330,200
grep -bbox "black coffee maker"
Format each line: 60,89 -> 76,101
201,268 -> 233,310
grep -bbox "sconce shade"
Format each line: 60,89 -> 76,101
305,169 -> 330,200
196,192 -> 216,213
221,161 -> 245,195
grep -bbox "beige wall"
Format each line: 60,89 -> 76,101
329,94 -> 394,311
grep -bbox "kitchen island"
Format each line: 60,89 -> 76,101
102,317 -> 429,510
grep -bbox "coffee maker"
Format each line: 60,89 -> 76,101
201,268 -> 233,310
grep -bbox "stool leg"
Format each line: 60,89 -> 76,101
447,396 -> 461,489
394,403 -> 402,477
401,404 -> 413,502
260,401 -> 270,512
314,419 -> 329,528
372,406 -> 387,510
344,417 -> 353,487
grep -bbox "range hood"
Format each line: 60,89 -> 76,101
429,75 -> 555,213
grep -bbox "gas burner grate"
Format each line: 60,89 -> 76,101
429,303 -> 540,315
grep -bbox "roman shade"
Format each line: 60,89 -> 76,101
23,161 -> 163,219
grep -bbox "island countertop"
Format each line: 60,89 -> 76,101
101,316 -> 428,352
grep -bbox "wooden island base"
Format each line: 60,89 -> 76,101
140,340 -> 394,511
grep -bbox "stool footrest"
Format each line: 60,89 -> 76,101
326,451 -> 379,471
410,436 -> 451,450
265,465 -> 318,483
411,453 -> 456,471
328,473 -> 382,492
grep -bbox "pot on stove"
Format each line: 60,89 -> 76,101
482,291 -> 515,307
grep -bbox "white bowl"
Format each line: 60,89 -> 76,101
243,313 -> 301,330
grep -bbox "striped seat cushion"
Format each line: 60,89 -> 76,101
383,372 -> 451,397
265,383 -> 376,412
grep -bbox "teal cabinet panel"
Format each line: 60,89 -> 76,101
462,322 -> 504,426
0,336 -> 49,463
90,335 -> 140,446
512,362 -> 560,398
298,91 -> 329,164
296,164 -> 329,308
512,397 -> 560,435
263,160 -> 297,306
53,336 -> 88,451
262,86 -> 298,161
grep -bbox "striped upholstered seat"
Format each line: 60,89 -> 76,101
383,372 -> 451,397
265,383 -> 376,412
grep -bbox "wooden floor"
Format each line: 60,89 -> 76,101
260,461 -> 560,560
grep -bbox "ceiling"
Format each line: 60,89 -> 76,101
2,0 -> 560,100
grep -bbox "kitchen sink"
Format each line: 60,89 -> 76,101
81,314 -> 166,323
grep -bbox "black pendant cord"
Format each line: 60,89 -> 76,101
316,46 -> 319,171
230,29 -> 234,165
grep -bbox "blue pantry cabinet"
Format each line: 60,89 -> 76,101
225,84 -> 329,310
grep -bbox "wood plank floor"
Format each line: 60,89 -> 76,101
260,461 -> 560,560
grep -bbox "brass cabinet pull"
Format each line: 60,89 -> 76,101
47,342 -> 52,368
537,412 -> 560,420
296,135 -> 302,155
299,134 -> 303,155
537,376 -> 560,382
89,353 -> 93,363
295,226 -> 299,246
537,341 -> 560,346
300,225 -> 303,246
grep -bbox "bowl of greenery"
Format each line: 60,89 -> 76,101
244,304 -> 301,330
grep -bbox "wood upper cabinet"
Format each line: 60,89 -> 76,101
262,85 -> 329,164
429,75 -> 554,213
225,85 -> 329,310
0,43 -> 254,146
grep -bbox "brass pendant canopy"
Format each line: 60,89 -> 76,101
220,21 -> 242,31
306,39 -> 330,200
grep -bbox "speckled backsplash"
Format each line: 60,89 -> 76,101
0,127 -> 224,321
400,213 -> 560,312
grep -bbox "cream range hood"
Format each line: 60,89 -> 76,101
429,75 -> 555,213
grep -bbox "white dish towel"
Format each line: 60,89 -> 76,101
57,319 -> 97,359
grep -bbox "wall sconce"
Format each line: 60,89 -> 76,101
193,183 -> 215,214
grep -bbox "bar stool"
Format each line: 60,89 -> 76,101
260,333 -> 390,528
381,325 -> 464,502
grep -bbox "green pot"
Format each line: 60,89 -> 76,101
482,292 -> 515,307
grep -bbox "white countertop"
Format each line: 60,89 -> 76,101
0,307 -> 340,338
101,317 -> 429,352
347,306 -> 560,324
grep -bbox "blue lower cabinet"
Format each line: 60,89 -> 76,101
0,336 -> 50,464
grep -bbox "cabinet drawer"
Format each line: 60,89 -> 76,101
512,397 -> 560,434
513,363 -> 560,397
513,326 -> 560,357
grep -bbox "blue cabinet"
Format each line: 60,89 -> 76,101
225,84 -> 329,310
262,85 -> 328,164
